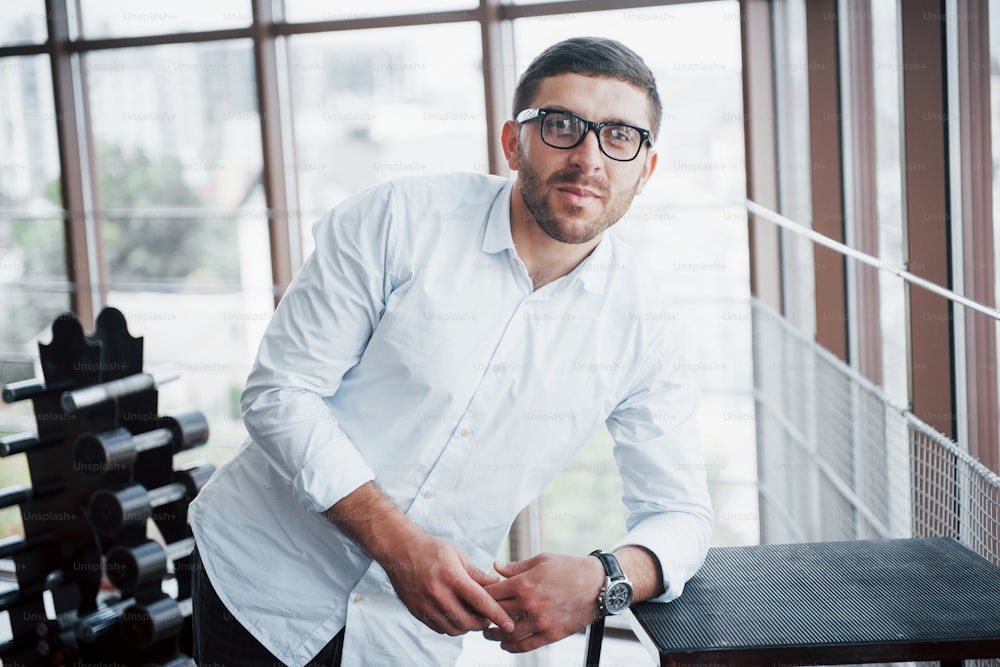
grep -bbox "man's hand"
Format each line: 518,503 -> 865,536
381,531 -> 516,636
482,553 -> 605,653
324,481 -> 515,637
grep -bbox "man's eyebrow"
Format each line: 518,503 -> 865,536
540,105 -> 645,127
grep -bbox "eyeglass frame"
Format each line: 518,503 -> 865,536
515,108 -> 654,162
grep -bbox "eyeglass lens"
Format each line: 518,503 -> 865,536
541,111 -> 643,161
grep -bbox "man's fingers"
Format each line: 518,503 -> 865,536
457,577 -> 515,633
500,633 -> 552,654
421,603 -> 486,636
466,563 -> 500,586
493,559 -> 526,577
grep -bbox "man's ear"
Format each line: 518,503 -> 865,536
634,149 -> 658,195
500,120 -> 520,171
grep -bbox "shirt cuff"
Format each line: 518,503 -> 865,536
292,439 -> 375,513
613,517 -> 711,603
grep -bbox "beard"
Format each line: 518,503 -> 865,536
516,149 -> 642,245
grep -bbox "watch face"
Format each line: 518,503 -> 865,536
605,582 -> 633,614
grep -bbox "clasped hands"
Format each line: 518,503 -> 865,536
381,531 -> 606,653
481,552 -> 607,653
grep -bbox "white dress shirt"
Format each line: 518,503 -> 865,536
189,172 -> 713,666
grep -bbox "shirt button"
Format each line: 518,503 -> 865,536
423,489 -> 435,499
459,428 -> 470,438
353,595 -> 363,604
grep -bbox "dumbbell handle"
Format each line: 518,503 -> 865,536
0,479 -> 63,510
0,533 -> 54,560
0,430 -> 64,457
60,368 -> 180,413
132,428 -> 174,452
1,378 -> 71,404
0,485 -> 32,510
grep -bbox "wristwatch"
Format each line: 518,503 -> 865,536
590,549 -> 634,615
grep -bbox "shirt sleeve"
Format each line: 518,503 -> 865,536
604,312 -> 714,602
240,183 -> 399,513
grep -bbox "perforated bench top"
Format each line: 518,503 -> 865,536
631,538 -> 1000,665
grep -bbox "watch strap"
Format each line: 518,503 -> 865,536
590,549 -> 626,581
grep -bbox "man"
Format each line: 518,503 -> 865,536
190,36 -> 713,666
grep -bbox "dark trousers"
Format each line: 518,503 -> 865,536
192,547 -> 344,667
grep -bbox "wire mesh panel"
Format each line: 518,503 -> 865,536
751,298 -> 1000,666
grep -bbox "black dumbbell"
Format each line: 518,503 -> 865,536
120,596 -> 191,649
74,597 -> 133,643
88,463 -> 215,536
105,537 -> 195,594
74,410 -> 209,475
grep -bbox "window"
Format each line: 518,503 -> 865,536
871,0 -> 907,407
0,1 -> 48,46
283,0 -> 474,23
78,0 -> 252,39
285,23 -> 487,256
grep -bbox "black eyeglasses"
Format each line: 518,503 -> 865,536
515,108 -> 653,162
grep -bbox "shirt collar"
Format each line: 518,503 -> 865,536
480,179 -> 617,296
572,232 -> 615,295
481,179 -> 516,255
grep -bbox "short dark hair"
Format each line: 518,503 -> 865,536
511,36 -> 662,141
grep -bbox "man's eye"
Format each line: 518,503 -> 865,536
548,117 -> 575,132
606,126 -> 637,144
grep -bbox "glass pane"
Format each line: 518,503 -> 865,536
79,0 -> 252,39
0,0 -> 47,46
0,54 -> 66,366
85,40 -> 265,288
287,23 -> 486,253
284,0 -> 474,23
871,0 -> 907,408
772,0 -> 816,337
0,56 -> 61,217
87,41 -> 261,209
512,2 -> 750,550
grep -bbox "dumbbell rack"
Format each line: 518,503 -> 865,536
0,307 -> 214,666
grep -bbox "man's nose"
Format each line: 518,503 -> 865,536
565,129 -> 605,172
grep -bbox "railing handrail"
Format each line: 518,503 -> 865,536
745,199 -> 1000,323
